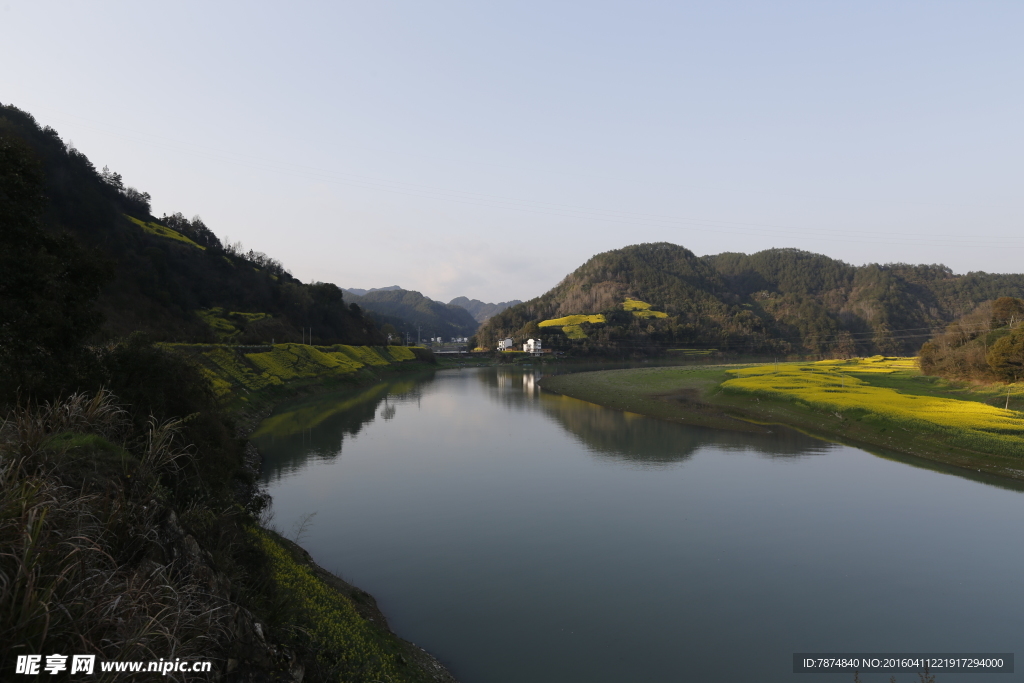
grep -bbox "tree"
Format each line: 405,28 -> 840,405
99,165 -> 123,189
987,329 -> 1024,382
992,297 -> 1024,327
160,212 -> 223,250
518,320 -> 541,339
834,330 -> 858,358
0,134 -> 110,402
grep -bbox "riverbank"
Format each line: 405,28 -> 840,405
210,346 -> 460,682
145,341 -> 455,680
203,348 -> 464,683
251,529 -> 458,682
540,358 -> 1024,482
162,342 -> 437,431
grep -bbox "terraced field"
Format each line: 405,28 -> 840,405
163,343 -> 427,400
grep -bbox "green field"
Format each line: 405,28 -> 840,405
162,342 -> 429,406
541,358 -> 1024,481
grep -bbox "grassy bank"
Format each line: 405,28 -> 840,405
165,343 -> 428,396
161,342 -> 435,419
541,357 -> 1024,482
252,530 -> 456,682
179,342 -> 458,680
0,387 -> 457,682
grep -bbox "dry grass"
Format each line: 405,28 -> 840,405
0,392 -> 229,680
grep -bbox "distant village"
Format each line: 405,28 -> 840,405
498,337 -> 545,355
421,335 -> 548,357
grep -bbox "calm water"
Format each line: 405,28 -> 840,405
253,367 -> 1024,683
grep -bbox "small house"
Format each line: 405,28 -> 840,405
497,338 -> 515,351
523,338 -> 542,355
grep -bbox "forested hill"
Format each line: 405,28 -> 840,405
344,285 -> 402,296
448,296 -> 523,323
344,288 -> 480,339
0,104 -> 383,346
476,243 -> 1024,356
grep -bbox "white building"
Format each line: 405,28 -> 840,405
497,337 -> 515,351
523,338 -> 542,355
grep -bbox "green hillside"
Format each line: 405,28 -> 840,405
0,105 -> 453,682
476,243 -> 1024,357
448,296 -> 523,323
919,297 -> 1024,382
345,288 -> 480,339
0,103 -> 383,347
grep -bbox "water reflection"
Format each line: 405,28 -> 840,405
536,391 -> 832,464
253,372 -> 437,481
475,367 -> 832,464
257,366 -> 1024,683
256,367 -> 832,481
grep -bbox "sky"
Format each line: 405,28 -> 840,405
3,1 -> 1023,303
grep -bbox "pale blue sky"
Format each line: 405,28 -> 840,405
3,1 -> 1022,302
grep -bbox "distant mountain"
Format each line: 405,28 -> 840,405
345,288 -> 480,339
476,242 -> 1024,356
343,285 -> 403,297
448,296 -> 523,323
0,103 -> 384,346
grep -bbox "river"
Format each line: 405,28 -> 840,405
253,367 -> 1024,682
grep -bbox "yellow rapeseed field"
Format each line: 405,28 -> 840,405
386,345 -> 417,361
632,309 -> 669,319
246,344 -> 360,380
723,356 -> 1024,455
335,345 -> 391,366
539,314 -> 606,339
538,314 -> 607,327
622,298 -> 669,318
622,298 -> 652,310
195,308 -> 274,341
538,300 -> 669,339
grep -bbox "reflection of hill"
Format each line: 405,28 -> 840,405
536,391 -> 832,466
253,373 -> 436,481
